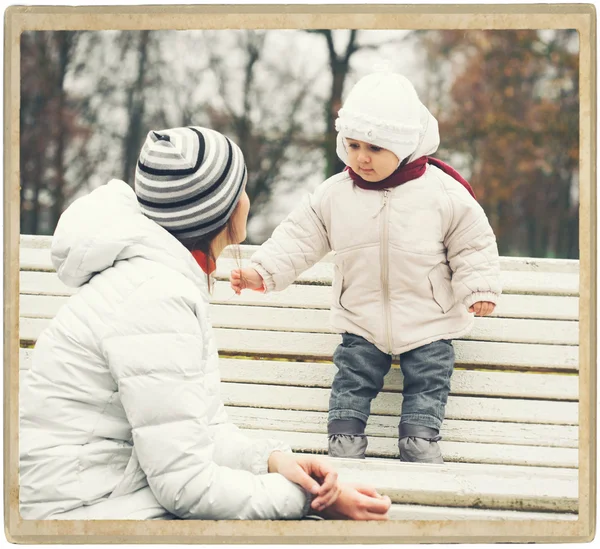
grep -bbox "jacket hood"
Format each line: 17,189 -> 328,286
51,179 -> 205,288
406,103 -> 441,162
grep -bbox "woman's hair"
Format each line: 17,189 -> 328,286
177,205 -> 244,292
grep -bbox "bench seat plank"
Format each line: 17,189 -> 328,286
244,436 -> 579,511
223,246 -> 580,274
217,358 -> 579,401
212,283 -> 581,321
19,296 -> 579,346
210,306 -> 579,346
213,329 -> 579,371
19,235 -> 580,273
18,350 -> 578,401
211,282 -> 580,320
387,503 -> 576,521
19,319 -> 579,372
219,382 -> 578,425
19,272 -> 581,321
212,258 -> 579,297
19,249 -> 579,296
225,407 -> 578,448
244,428 -> 578,468
330,456 -> 578,512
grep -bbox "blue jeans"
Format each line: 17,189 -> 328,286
328,333 -> 455,432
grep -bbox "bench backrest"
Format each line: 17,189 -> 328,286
19,235 -> 580,469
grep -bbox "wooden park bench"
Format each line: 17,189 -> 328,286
18,234 -> 579,521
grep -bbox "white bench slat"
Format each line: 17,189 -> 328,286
226,407 -> 577,448
19,296 -> 579,346
212,329 -> 578,372
331,456 -> 578,511
19,318 -> 579,372
19,237 -> 581,273
246,431 -> 578,506
387,503 -> 576,521
210,306 -> 578,346
220,382 -> 577,426
18,350 -> 578,401
20,272 -> 77,296
212,259 -> 579,297
18,276 -> 581,322
212,282 -> 580,320
19,249 -> 579,296
244,428 -> 577,468
218,358 -> 579,401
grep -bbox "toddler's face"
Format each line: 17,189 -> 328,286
345,138 -> 399,182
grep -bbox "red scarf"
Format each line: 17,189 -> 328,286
191,250 -> 216,275
346,156 -> 476,200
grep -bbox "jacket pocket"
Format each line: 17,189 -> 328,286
332,255 -> 345,310
428,263 -> 455,313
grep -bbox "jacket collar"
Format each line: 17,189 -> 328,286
346,157 -> 477,200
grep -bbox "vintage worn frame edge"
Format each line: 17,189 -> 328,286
3,3 -> 596,544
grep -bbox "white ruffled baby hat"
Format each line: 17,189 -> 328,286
335,71 -> 438,165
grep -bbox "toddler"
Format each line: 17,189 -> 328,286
231,72 -> 501,463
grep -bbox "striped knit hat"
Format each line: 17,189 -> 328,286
134,126 -> 247,240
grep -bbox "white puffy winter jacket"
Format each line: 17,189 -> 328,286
251,113 -> 501,356
19,180 -> 310,520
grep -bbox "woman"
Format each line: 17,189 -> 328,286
19,126 -> 391,521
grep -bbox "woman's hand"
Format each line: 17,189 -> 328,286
230,267 -> 265,295
316,483 -> 391,520
268,451 -> 341,511
468,301 -> 495,316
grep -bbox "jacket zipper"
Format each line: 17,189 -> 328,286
379,189 -> 393,354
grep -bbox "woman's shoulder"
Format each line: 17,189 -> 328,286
138,263 -> 207,306
99,258 -> 208,324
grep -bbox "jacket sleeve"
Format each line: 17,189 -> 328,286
208,403 -> 294,475
250,189 -> 331,293
443,184 -> 502,308
101,277 -> 310,520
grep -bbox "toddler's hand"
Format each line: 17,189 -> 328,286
230,267 -> 265,295
469,301 -> 495,316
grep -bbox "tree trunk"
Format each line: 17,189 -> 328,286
320,30 -> 357,179
325,60 -> 347,178
50,32 -> 77,231
122,31 -> 150,186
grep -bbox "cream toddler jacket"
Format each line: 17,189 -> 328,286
251,113 -> 502,355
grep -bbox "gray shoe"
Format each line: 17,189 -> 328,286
398,436 -> 444,463
328,418 -> 368,459
328,434 -> 368,459
398,424 -> 444,464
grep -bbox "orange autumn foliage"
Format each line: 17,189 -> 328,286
418,30 -> 579,258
